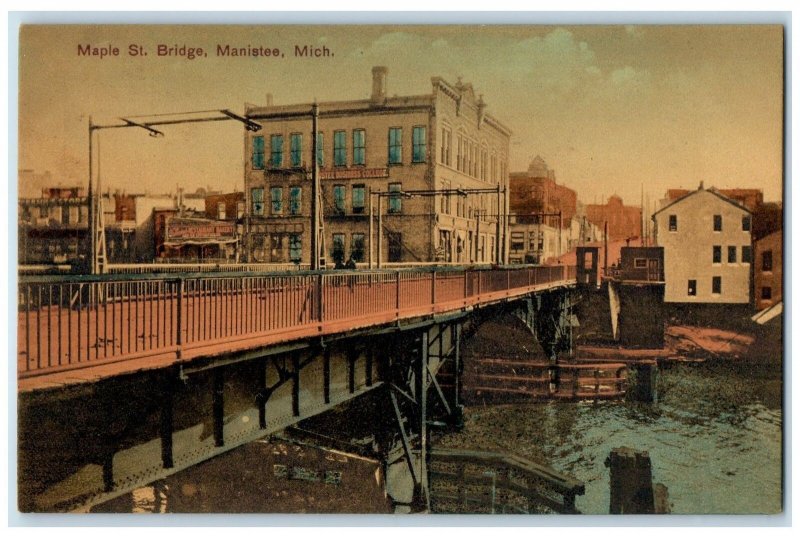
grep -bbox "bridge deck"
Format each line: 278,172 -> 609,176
18,265 -> 575,392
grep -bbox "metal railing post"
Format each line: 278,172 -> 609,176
431,271 -> 437,306
175,278 -> 184,358
317,273 -> 324,323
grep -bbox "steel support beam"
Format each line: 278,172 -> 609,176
388,388 -> 418,487
212,368 -> 225,447
257,359 -> 267,430
292,354 -> 300,417
159,373 -> 174,469
323,348 -> 331,404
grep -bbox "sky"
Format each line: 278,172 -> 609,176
17,24 -> 784,207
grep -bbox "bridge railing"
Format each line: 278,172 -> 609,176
18,264 -> 575,379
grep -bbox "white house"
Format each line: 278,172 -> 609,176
653,187 -> 752,304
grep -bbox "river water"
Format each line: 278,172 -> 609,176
436,359 -> 783,514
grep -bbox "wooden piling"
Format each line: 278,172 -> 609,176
605,446 -> 661,514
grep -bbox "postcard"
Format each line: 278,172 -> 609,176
15,23 -> 784,517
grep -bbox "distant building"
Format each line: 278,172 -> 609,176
243,66 -> 511,265
609,246 -> 665,283
751,201 -> 782,242
106,192 -> 178,263
754,229 -> 782,310
607,246 -> 666,347
653,187 -> 752,304
585,195 -> 642,242
508,221 -> 564,264
155,212 -> 238,262
18,187 -> 89,266
509,156 -> 577,226
205,192 -> 245,221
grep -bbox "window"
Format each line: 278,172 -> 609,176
351,233 -> 365,262
290,133 -> 302,167
237,201 -> 245,219
270,187 -> 283,214
388,182 -> 402,213
388,127 -> 402,164
713,214 -> 722,231
251,187 -> 265,216
441,128 -> 451,165
289,186 -> 302,215
712,276 -> 722,294
217,202 -> 226,220
510,232 -> 525,252
333,130 -> 346,166
333,185 -> 346,214
352,185 -> 366,214
270,235 -> 284,262
761,286 -> 772,300
712,245 -> 721,264
412,126 -> 426,163
728,246 -> 737,263
388,232 -> 402,262
457,135 -> 463,171
668,215 -> 677,232
61,206 -> 70,225
634,258 -> 647,269
289,234 -> 302,262
742,245 -> 752,263
742,215 -> 751,232
316,132 -> 324,167
353,129 -> 366,165
688,280 -> 697,296
252,136 -> 265,169
481,148 -> 488,180
331,233 -> 345,264
762,250 -> 773,271
270,135 -> 283,168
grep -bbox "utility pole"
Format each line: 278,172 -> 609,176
495,184 -> 502,264
87,117 -> 94,274
377,195 -> 383,269
368,192 -> 374,269
311,102 -> 320,270
604,220 -> 609,277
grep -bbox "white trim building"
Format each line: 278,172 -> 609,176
653,187 -> 752,304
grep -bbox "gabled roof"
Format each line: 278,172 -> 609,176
652,187 -> 752,217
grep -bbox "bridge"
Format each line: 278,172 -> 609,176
17,264 -> 577,512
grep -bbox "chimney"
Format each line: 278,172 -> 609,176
371,66 -> 388,104
477,94 -> 486,125
265,93 -> 273,106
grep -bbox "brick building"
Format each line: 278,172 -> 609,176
205,192 -> 245,221
754,229 -> 782,310
509,156 -> 576,226
242,66 -> 511,265
585,195 -> 642,242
